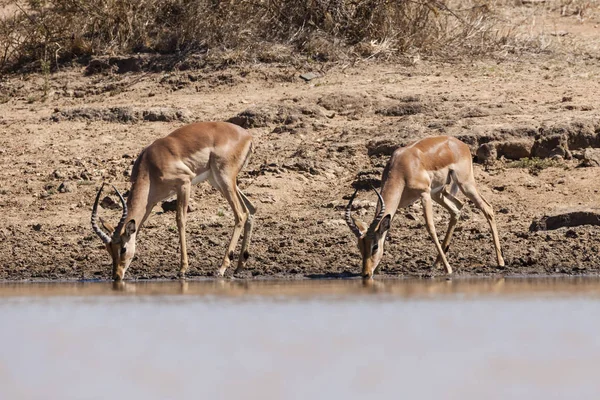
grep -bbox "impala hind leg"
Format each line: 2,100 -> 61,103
431,189 -> 464,268
235,188 -> 256,273
458,182 -> 505,267
176,182 -> 191,278
421,192 -> 453,274
213,178 -> 248,276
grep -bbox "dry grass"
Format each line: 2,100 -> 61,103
1,0 -> 596,72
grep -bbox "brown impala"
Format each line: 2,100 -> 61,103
345,136 -> 504,278
91,122 -> 256,280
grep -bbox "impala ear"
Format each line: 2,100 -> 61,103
99,217 -> 115,235
355,220 -> 368,235
125,220 -> 136,236
378,214 -> 391,234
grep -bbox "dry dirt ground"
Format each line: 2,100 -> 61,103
3,9 -> 600,281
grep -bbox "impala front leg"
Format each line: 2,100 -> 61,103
216,179 -> 247,277
432,189 -> 463,268
421,192 -> 453,274
176,182 -> 191,278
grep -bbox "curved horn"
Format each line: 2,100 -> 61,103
91,183 -> 111,244
345,189 -> 363,238
368,186 -> 386,233
112,185 -> 128,238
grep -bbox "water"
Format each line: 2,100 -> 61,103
1,278 -> 600,399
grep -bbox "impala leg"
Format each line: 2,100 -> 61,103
459,182 -> 505,267
421,192 -> 453,274
176,182 -> 191,278
431,189 -> 463,268
235,188 -> 256,273
216,181 -> 247,277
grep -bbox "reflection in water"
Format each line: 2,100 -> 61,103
2,277 -> 600,399
1,276 -> 600,299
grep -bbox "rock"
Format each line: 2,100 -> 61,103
299,72 -> 319,81
405,211 -> 419,221
51,107 -> 192,123
476,142 -> 497,164
351,170 -> 381,190
227,105 -> 292,128
51,107 -> 138,123
323,219 -> 346,228
580,148 -> 600,167
317,93 -> 373,114
566,120 -> 599,149
58,182 -> 76,193
496,140 -> 532,160
53,170 -> 65,179
460,107 -> 489,118
530,211 -> 600,231
100,196 -> 120,210
530,133 -> 571,159
142,108 -> 193,122
565,229 -> 578,238
109,56 -> 142,73
161,200 -> 194,213
80,171 -> 91,180
85,59 -> 111,75
367,139 -> 401,157
376,103 -> 423,116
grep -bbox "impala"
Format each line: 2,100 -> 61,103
91,121 -> 256,280
345,136 -> 504,278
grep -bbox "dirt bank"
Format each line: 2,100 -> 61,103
1,56 -> 600,281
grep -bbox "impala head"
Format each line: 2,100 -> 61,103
91,183 -> 137,281
345,188 -> 392,279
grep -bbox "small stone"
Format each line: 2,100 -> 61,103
100,196 -> 119,210
53,170 -> 65,179
299,72 -> 319,82
476,143 -> 497,164
32,224 -> 42,231
405,212 -> 419,221
58,182 -> 76,193
580,148 -> 600,167
161,199 -> 194,213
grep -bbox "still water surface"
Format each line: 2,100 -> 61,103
1,277 -> 599,399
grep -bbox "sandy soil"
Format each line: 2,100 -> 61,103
2,6 -> 600,281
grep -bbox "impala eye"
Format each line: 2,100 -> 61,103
120,247 -> 127,255
372,244 -> 379,253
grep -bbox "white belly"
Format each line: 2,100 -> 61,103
192,170 -> 210,185
429,168 -> 450,193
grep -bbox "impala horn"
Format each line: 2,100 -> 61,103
91,183 -> 129,244
91,183 -> 111,244
345,189 -> 363,238
367,186 -> 386,234
111,185 -> 128,240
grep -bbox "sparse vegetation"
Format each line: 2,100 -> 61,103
507,157 -> 565,175
0,0 -> 509,72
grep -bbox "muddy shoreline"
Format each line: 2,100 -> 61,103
3,57 -> 600,280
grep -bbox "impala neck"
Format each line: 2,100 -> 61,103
124,173 -> 153,233
377,179 -> 405,222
